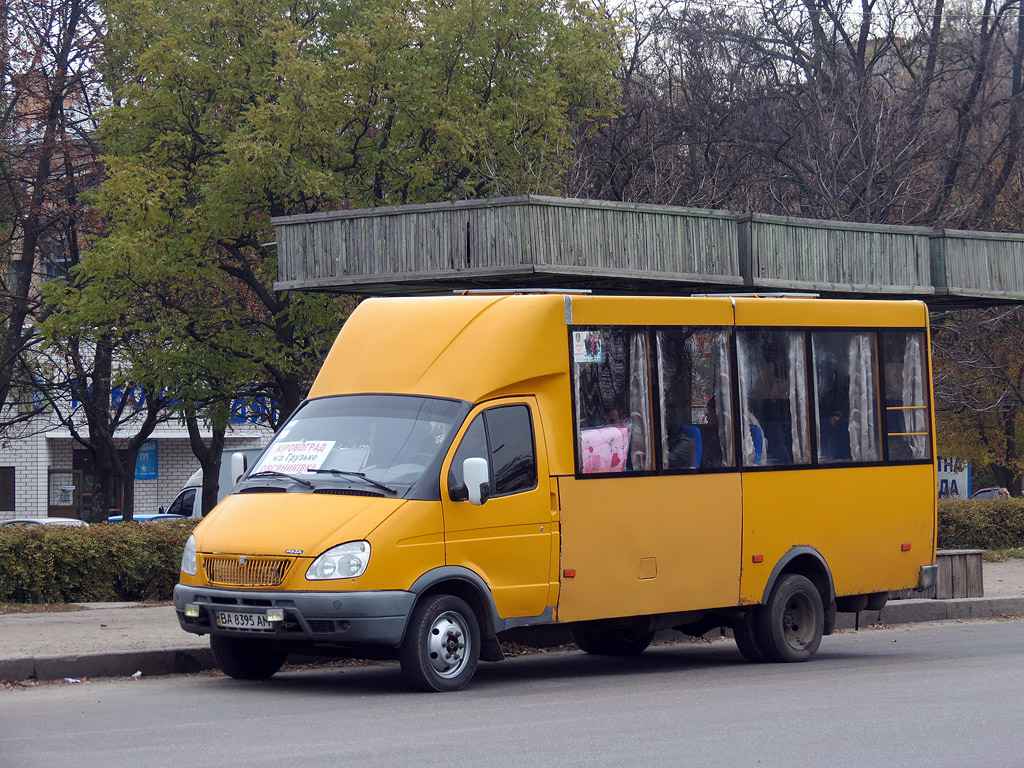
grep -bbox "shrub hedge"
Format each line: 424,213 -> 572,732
0,519 -> 197,604
0,500 -> 1021,604
937,498 -> 1024,550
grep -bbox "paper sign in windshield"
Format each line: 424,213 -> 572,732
255,441 -> 335,474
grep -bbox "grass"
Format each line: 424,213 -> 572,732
983,547 -> 1024,562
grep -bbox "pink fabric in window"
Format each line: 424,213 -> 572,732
580,425 -> 630,473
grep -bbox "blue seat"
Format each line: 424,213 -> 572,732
682,425 -> 703,468
749,424 -> 764,466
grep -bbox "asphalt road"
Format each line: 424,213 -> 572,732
2,618 -> 1022,768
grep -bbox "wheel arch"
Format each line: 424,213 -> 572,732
761,547 -> 835,607
408,566 -> 501,645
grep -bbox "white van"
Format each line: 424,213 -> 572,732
161,448 -> 266,519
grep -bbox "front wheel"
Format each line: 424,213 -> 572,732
210,635 -> 286,680
756,574 -> 824,662
399,594 -> 480,692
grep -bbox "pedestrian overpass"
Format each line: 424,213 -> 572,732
272,196 -> 1024,305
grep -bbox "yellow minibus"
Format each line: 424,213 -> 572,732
174,292 -> 938,691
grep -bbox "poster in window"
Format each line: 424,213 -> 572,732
573,330 -> 604,363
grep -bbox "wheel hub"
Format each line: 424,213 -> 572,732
783,595 -> 813,649
426,611 -> 470,679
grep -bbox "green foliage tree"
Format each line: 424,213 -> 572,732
932,308 -> 1024,496
43,0 -> 618,516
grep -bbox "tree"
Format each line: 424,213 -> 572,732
0,0 -> 103,432
932,308 -> 1024,496
47,0 -> 619,515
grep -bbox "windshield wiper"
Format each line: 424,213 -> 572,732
305,468 -> 396,494
247,470 -> 315,489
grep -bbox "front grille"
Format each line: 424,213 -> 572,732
203,555 -> 293,587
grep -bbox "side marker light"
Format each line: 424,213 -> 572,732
752,554 -> 765,564
901,543 -> 912,552
563,569 -> 576,578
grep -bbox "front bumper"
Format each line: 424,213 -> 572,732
173,583 -> 416,647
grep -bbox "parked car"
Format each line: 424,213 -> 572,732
1,517 -> 88,527
107,513 -> 186,523
971,487 -> 1009,499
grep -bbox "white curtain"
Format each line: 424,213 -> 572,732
903,334 -> 928,459
847,333 -> 879,461
787,333 -> 810,464
737,337 -> 757,465
628,332 -> 652,470
712,332 -> 734,466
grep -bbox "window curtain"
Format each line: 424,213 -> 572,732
847,333 -> 879,461
628,332 -> 652,470
787,333 -> 810,464
737,337 -> 757,465
903,334 -> 928,459
712,332 -> 734,466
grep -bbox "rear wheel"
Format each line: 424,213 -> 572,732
756,574 -> 824,662
210,635 -> 286,680
399,594 -> 480,692
733,607 -> 767,663
571,628 -> 654,656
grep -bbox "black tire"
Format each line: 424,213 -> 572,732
571,628 -> 604,654
210,635 -> 286,680
733,607 -> 767,663
399,594 -> 480,692
756,574 -> 824,663
571,627 -> 654,656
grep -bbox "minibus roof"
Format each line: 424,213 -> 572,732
308,294 -> 928,403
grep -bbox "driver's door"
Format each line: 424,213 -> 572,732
441,398 -> 553,619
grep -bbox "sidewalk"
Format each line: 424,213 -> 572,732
3,560 -> 1024,683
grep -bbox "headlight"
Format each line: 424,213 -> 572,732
181,534 -> 197,576
306,541 -> 371,580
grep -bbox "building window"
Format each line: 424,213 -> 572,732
0,467 -> 14,510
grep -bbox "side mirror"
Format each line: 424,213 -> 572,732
230,452 -> 248,485
158,506 -> 165,514
463,457 -> 490,506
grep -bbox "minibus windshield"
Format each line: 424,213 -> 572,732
249,395 -> 467,492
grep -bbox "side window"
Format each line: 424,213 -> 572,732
736,329 -> 811,467
448,417 -> 487,495
167,488 -> 196,517
811,332 -> 881,463
881,330 -> 932,460
486,405 -> 536,494
447,405 -> 537,498
571,327 -> 653,474
655,328 -> 735,469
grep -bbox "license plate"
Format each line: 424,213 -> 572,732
216,610 -> 271,631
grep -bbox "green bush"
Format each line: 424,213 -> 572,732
938,498 -> 1024,550
0,520 -> 198,604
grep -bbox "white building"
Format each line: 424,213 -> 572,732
0,398 -> 272,521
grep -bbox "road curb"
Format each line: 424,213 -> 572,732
835,595 -> 1024,629
4,596 -> 1024,683
0,647 -> 214,683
